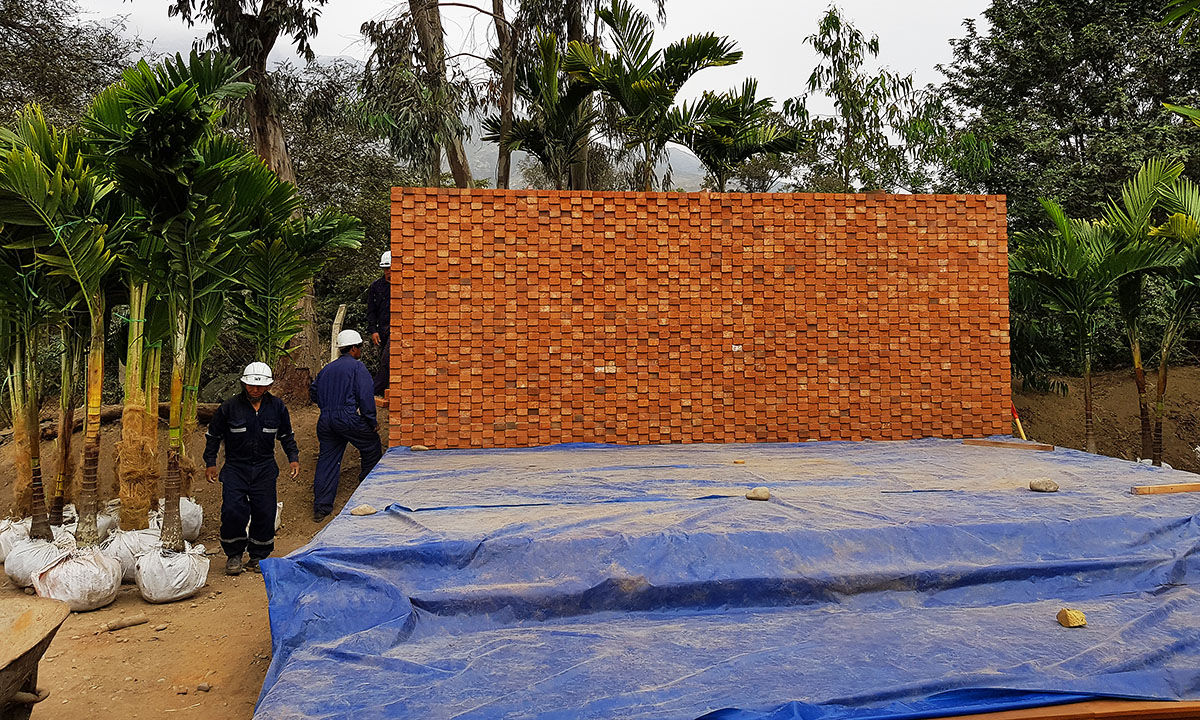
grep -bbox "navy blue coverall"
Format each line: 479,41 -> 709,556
366,275 -> 390,397
310,353 -> 383,516
204,392 -> 298,560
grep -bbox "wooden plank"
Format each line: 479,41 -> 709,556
940,699 -> 1200,719
963,438 -> 1054,451
1131,482 -> 1200,495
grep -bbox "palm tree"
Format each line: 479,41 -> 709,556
84,51 -> 254,550
681,79 -> 805,192
484,32 -> 598,190
1149,177 -> 1200,465
1011,200 -> 1176,454
1102,157 -> 1184,462
50,322 -> 82,525
234,209 -> 363,365
0,106 -> 117,545
565,0 -> 741,191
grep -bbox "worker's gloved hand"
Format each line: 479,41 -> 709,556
205,466 -> 218,484
371,332 -> 381,346
289,461 -> 300,479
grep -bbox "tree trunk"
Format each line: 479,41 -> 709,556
1084,348 -> 1096,455
643,142 -> 655,192
16,333 -> 52,541
1153,353 -> 1169,467
567,0 -> 590,190
26,395 -> 52,542
118,281 -> 154,530
50,326 -> 79,526
492,0 -> 515,190
1132,356 -> 1152,461
161,315 -> 188,553
246,78 -> 296,184
74,298 -> 105,546
411,0 -> 473,188
246,55 -> 326,392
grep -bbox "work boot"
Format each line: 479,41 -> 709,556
225,555 -> 243,575
313,510 -> 329,522
245,559 -> 261,574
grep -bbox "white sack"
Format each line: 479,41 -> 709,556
32,547 -> 121,611
100,527 -> 161,582
134,542 -> 209,604
95,499 -> 121,541
152,497 -> 203,541
5,534 -> 77,588
0,517 -> 31,563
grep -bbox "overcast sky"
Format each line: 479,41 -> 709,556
82,0 -> 990,109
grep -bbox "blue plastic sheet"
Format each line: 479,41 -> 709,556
256,440 -> 1200,719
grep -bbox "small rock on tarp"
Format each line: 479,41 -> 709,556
349,504 -> 378,516
1057,608 -> 1086,627
746,487 -> 770,501
411,445 -> 430,451
1029,478 -> 1060,493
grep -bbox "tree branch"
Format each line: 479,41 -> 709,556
445,51 -> 491,63
435,2 -> 514,28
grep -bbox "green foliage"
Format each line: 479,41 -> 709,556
360,8 -> 479,185
252,60 -> 416,362
565,0 -> 742,191
681,80 -> 805,192
941,0 -> 1200,232
484,32 -> 598,190
782,5 -> 949,193
233,210 -> 363,365
0,0 -> 143,125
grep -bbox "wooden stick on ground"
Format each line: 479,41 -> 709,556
98,614 -> 149,633
963,438 -> 1054,451
1131,482 -> 1200,496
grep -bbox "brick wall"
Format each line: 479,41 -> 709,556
389,188 -> 1009,449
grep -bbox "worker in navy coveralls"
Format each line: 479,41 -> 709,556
309,329 -> 383,522
204,362 -> 300,576
367,250 -> 392,398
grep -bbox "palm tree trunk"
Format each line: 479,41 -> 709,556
118,281 -> 154,530
18,334 -> 52,541
1153,352 -> 1169,467
161,315 -> 188,552
643,142 -> 655,192
1128,333 -> 1153,460
74,295 -> 105,545
50,324 -> 79,526
1083,344 -> 1096,455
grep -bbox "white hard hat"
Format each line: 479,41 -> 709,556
379,250 -> 392,268
337,329 -> 363,347
241,362 -> 274,386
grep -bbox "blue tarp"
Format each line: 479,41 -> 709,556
256,440 -> 1200,719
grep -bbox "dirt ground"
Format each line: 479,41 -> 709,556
1013,365 -> 1200,473
3,367 -> 1200,719
0,403 -> 382,719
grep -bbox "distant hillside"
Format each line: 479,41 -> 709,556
461,125 -> 707,191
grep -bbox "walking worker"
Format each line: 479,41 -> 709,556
367,250 -> 392,398
204,362 -> 299,576
310,329 -> 383,522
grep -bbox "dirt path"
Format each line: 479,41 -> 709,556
1,403 -> 378,719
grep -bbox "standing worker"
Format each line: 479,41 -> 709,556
204,362 -> 299,575
310,329 -> 383,522
367,250 -> 392,399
